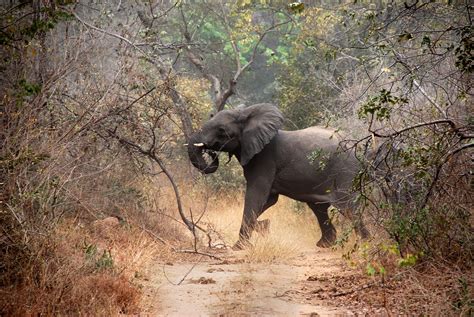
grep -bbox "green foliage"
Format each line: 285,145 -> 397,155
201,21 -> 227,43
334,226 -> 352,248
455,26 -> 473,72
277,68 -> 330,129
18,79 -> 42,97
388,205 -> 430,248
397,145 -> 439,180
276,6 -> 363,128
366,262 -> 376,276
397,253 -> 420,268
95,250 -> 114,271
84,242 -> 114,271
1,8 -> 72,45
365,262 -> 386,277
154,1 -> 294,105
84,242 -> 98,261
358,89 -> 408,121
307,148 -> 330,171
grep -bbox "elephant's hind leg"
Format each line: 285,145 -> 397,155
307,202 -> 337,248
334,197 -> 370,240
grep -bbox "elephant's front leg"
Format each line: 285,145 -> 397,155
233,185 -> 276,250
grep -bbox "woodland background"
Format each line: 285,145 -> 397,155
0,0 -> 472,314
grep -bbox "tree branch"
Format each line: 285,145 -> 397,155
391,48 -> 447,117
368,119 -> 472,140
69,8 -> 195,140
181,4 -> 291,112
107,132 -> 195,233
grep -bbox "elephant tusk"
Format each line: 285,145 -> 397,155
193,143 -> 205,147
183,143 -> 188,146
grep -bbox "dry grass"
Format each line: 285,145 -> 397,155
0,217 -> 166,315
318,261 -> 474,315
203,195 -> 322,263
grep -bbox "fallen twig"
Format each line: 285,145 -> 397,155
274,289 -> 303,298
142,226 -> 223,261
161,256 -> 204,286
175,249 -> 222,261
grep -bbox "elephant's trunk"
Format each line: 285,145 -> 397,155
187,133 -> 219,174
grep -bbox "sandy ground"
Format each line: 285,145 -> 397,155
137,196 -> 467,316
143,247 -> 362,316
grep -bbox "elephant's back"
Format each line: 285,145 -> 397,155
273,127 -> 357,177
271,127 -> 358,200
277,126 -> 343,151
294,126 -> 344,139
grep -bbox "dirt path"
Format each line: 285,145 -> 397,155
144,248 -> 362,316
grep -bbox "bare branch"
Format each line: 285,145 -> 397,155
181,4 -> 291,112
368,119 -> 472,139
391,48 -> 447,117
175,249 -> 222,261
69,8 -> 195,139
214,16 -> 292,112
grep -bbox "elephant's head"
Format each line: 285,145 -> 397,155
187,103 -> 284,173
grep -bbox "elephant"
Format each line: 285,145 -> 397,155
187,103 -> 368,249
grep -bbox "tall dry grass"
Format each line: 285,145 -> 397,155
0,216 -> 167,315
203,195 -> 325,263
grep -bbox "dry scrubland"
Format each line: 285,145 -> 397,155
0,177 -> 323,315
3,178 -> 471,315
1,1 -> 472,315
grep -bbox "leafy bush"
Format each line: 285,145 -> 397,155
355,122 -> 473,265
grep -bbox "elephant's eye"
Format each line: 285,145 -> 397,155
218,127 -> 227,135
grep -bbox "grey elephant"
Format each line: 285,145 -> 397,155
187,103 -> 368,249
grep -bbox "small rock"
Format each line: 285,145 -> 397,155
190,277 -> 216,284
311,287 -> 324,294
207,268 -> 224,273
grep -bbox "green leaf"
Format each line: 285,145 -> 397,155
398,32 -> 413,42
366,263 -> 376,276
421,35 -> 431,46
288,2 -> 305,14
379,266 -> 386,276
398,253 -> 418,267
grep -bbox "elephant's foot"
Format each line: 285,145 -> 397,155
316,230 -> 336,248
232,239 -> 251,251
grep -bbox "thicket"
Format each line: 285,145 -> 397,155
0,0 -> 472,314
277,2 -> 473,266
0,1 -> 187,314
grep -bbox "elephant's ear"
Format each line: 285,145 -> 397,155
240,104 -> 284,166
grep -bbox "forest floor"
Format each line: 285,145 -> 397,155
142,247 -> 375,316
137,196 -> 467,316
138,196 -> 388,316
